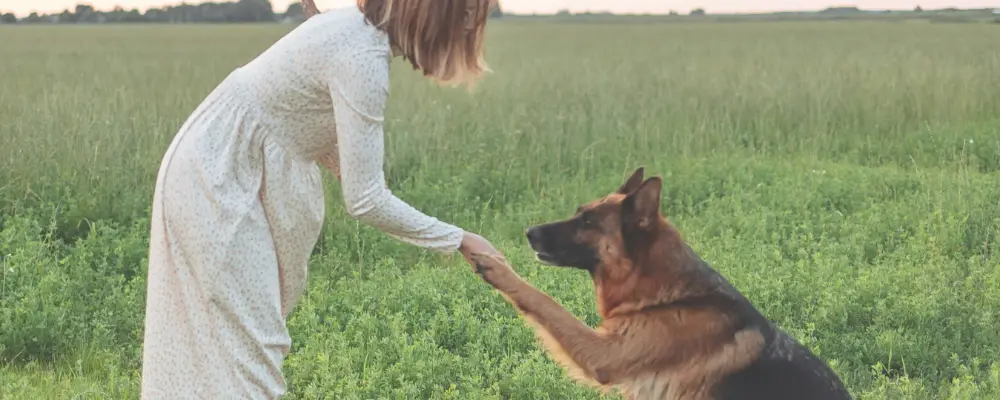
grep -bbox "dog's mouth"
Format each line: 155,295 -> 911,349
533,251 -> 561,266
528,240 -> 564,266
526,225 -> 595,269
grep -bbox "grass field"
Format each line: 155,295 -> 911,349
2,19 -> 1000,399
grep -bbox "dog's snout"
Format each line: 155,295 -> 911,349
525,226 -> 542,244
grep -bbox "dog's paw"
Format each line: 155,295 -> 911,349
469,252 -> 516,288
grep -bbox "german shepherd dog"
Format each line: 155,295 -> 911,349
469,168 -> 852,400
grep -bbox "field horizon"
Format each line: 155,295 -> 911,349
1,19 -> 999,399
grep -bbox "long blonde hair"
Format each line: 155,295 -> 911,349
301,0 -> 493,89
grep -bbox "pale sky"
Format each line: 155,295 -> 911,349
4,0 -> 998,17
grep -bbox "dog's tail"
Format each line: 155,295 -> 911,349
301,0 -> 320,19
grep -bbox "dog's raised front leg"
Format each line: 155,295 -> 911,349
470,253 -> 765,389
470,253 -> 619,385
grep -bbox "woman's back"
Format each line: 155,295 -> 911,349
221,6 -> 393,160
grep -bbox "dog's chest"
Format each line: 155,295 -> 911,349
616,372 -> 713,400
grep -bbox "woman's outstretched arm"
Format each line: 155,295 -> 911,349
325,45 -> 466,254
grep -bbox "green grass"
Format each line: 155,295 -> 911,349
1,20 -> 999,399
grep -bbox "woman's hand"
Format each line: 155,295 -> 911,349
458,231 -> 502,265
317,150 -> 341,182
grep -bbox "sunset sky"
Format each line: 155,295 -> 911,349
5,0 -> 998,17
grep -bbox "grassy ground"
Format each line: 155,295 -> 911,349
2,20 -> 999,399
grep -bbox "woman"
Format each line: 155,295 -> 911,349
140,0 -> 501,398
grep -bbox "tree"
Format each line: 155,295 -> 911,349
144,8 -> 167,22
59,9 -> 75,23
490,2 -> 503,18
690,8 -> 706,17
124,9 -> 144,22
231,0 -> 276,22
284,2 -> 304,19
1,13 -> 16,24
74,4 -> 98,23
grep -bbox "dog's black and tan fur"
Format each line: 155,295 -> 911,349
469,168 -> 852,400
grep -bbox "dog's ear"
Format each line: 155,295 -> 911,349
622,177 -> 662,229
616,167 -> 645,194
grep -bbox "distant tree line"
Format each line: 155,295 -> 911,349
1,1 -> 504,24
5,3 -> 993,25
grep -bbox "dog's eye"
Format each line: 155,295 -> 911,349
580,213 -> 595,228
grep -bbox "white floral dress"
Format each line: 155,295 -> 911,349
140,7 -> 465,399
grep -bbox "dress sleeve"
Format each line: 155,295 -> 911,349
325,46 -> 465,254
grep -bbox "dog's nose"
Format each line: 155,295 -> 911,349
525,226 -> 541,243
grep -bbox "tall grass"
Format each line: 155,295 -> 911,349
1,20 -> 999,399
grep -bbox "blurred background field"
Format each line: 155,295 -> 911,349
1,12 -> 999,399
